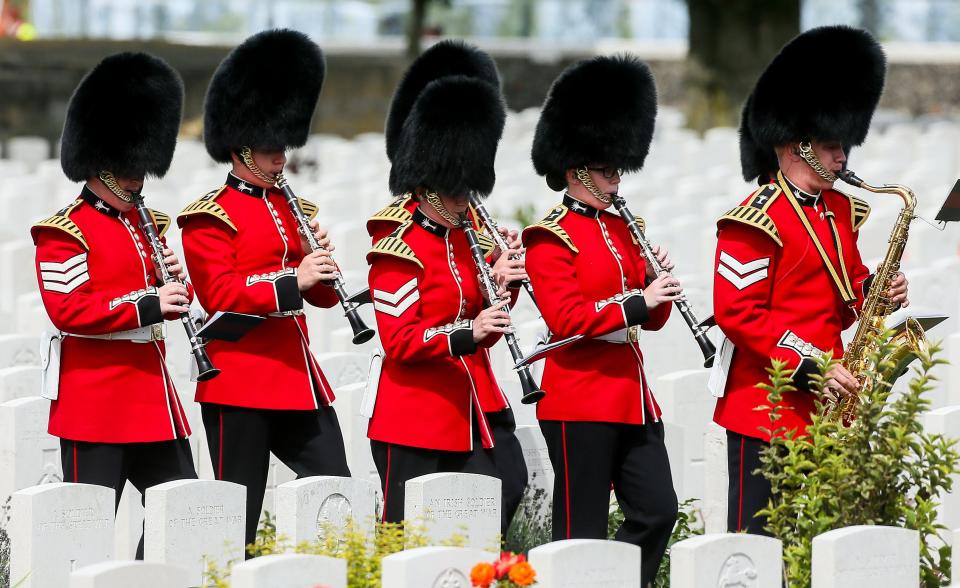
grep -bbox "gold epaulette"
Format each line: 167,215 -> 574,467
847,194 -> 871,232
477,231 -> 497,257
31,199 -> 87,249
718,184 -> 782,246
367,195 -> 414,227
148,209 -> 172,238
298,197 -> 319,221
522,205 -> 579,253
177,186 -> 236,231
368,221 -> 423,268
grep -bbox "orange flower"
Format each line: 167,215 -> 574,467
494,552 -> 523,579
470,562 -> 496,587
508,561 -> 536,586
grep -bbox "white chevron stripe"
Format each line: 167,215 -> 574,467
41,262 -> 88,283
39,252 -> 87,272
373,289 -> 420,317
719,251 -> 770,275
42,272 -> 89,294
373,278 -> 418,304
717,264 -> 768,290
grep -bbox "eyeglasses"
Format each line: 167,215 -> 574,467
585,166 -> 623,179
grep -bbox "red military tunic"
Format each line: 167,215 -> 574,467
31,186 -> 192,443
177,173 -> 340,410
366,205 -> 510,452
712,171 -> 872,441
523,194 -> 671,424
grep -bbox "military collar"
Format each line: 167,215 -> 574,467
563,194 -> 601,218
782,175 -> 821,207
226,173 -> 269,198
412,207 -> 450,238
80,184 -> 121,217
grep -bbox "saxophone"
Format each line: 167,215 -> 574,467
836,169 -> 928,422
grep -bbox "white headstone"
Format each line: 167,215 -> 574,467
275,475 -> 378,546
381,546 -> 495,588
316,352 -> 369,388
953,527 -> 960,585
113,482 -> 142,560
0,397 -> 60,503
811,525 -> 918,588
231,553 -> 347,588
528,539 -> 641,587
703,421 -> 728,534
657,369 -> 712,500
0,365 -> 42,403
143,479 -> 245,586
404,473 -> 501,551
333,381 -> 379,484
515,425 -> 553,519
69,561 -> 189,588
0,334 -> 41,367
671,533 -> 782,588
924,407 -> 960,531
10,483 -> 115,588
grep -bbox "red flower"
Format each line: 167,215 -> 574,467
494,552 -> 525,579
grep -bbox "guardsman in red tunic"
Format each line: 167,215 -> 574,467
713,26 -> 909,535
366,41 -> 528,536
31,52 -> 196,558
524,55 -> 679,587
177,30 -> 349,547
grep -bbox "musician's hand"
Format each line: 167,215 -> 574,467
473,298 -> 512,342
646,245 -> 674,280
642,273 -> 682,310
303,219 -> 335,253
823,364 -> 859,403
156,248 -> 185,281
158,282 -> 190,315
887,271 -> 909,308
297,250 -> 339,291
492,233 -> 527,290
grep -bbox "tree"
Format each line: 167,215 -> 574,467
684,0 -> 800,133
406,0 -> 450,58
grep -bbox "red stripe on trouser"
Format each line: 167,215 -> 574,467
738,436 -> 745,531
562,422 -> 571,539
218,407 -> 224,480
73,442 -> 78,483
382,445 -> 392,523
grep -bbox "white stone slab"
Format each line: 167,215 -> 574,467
404,473 -> 500,551
275,475 -> 378,546
0,397 -> 60,503
69,561 -> 189,588
231,553 -> 347,588
333,381 -> 380,485
657,369 -> 712,463
143,479 -> 245,586
316,352 -> 369,389
0,365 -> 42,403
670,533 -> 782,588
381,546 -> 495,588
10,482 -> 115,588
924,406 -> 960,531
703,421 -> 728,534
0,334 -> 41,367
113,482 -> 142,560
515,425 -> 553,515
811,525 -> 918,588
528,539 -> 641,587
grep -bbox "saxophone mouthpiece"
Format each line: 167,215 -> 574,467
838,168 -> 864,187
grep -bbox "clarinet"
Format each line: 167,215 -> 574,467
468,195 -> 537,304
275,172 -> 376,345
460,213 -> 546,404
610,194 -> 717,368
132,194 -> 220,381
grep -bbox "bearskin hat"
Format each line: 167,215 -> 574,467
387,42 -> 505,198
60,52 -> 183,182
385,39 -> 500,163
740,25 -> 886,182
531,54 -> 657,191
204,29 -> 325,163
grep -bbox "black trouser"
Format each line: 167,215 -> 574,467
540,420 -> 677,588
371,408 -> 528,537
201,403 -> 351,548
726,430 -> 773,536
59,437 -> 197,559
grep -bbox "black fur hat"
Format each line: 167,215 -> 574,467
531,54 -> 657,191
740,25 -> 886,182
388,44 -> 505,198
204,29 -> 325,163
385,39 -> 500,163
60,52 -> 183,182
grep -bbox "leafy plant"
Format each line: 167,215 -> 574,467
0,497 -> 9,588
504,486 -> 551,554
757,335 -> 958,587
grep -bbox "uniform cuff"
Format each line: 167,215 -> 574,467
136,291 -> 163,326
449,322 -> 477,356
791,358 -> 820,392
276,273 -> 304,312
623,293 -> 649,326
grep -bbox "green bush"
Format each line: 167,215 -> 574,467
757,335 -> 958,587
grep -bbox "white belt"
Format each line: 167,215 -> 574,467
594,326 -> 639,344
64,323 -> 166,343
